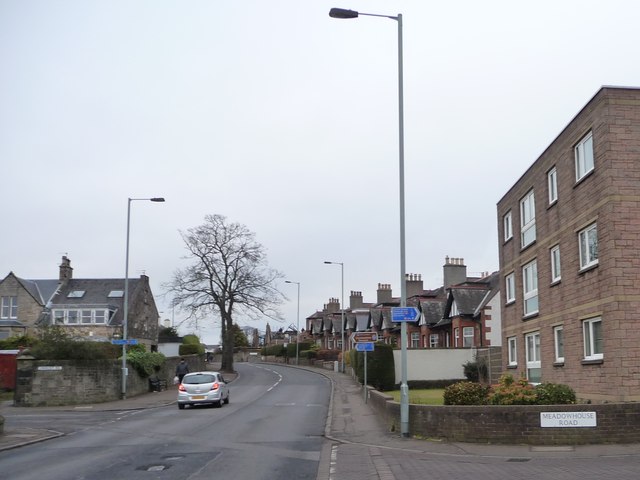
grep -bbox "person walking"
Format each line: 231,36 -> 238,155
175,358 -> 190,384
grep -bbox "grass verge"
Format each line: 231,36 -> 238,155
388,389 -> 445,405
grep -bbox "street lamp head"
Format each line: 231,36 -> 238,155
329,8 -> 359,19
150,198 -> 165,202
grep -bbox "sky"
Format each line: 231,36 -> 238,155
2,0 -> 640,344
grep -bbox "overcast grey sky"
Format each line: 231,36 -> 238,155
2,1 -> 639,344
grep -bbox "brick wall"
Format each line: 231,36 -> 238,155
368,389 -> 640,444
497,87 -> 640,401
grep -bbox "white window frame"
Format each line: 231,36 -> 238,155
450,300 -> 459,317
525,332 -> 541,383
429,334 -> 438,348
575,131 -> 594,181
508,337 -> 517,366
553,325 -> 564,363
522,260 -> 539,316
583,317 -> 603,360
548,167 -> 558,204
336,339 -> 343,350
520,190 -> 536,248
454,328 -> 460,347
579,223 -> 598,270
1,296 -> 17,319
503,211 -> 513,242
463,327 -> 474,348
410,332 -> 420,348
505,273 -> 515,304
550,245 -> 561,283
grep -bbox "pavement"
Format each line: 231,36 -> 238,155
3,362 -> 640,479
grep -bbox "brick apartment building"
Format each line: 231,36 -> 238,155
497,86 -> 640,402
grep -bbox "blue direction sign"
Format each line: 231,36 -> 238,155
391,307 -> 419,322
111,339 -> 139,345
356,342 -> 374,352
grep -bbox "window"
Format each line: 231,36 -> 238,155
429,334 -> 439,348
1,296 -> 17,319
579,223 -> 598,269
508,337 -> 517,366
51,309 -> 109,325
503,211 -> 513,242
548,167 -> 558,204
336,339 -> 342,350
583,317 -> 603,360
454,328 -> 460,347
411,332 -> 420,348
81,310 -> 92,324
525,332 -> 541,383
67,310 -> 79,324
522,260 -> 538,316
554,326 -> 564,363
575,131 -> 594,181
520,190 -> 536,247
550,245 -> 561,282
450,301 -> 459,317
505,273 -> 515,304
67,290 -> 85,298
94,310 -> 106,324
463,327 -> 474,348
108,290 -> 124,298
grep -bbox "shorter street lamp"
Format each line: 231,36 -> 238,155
285,280 -> 301,365
324,261 -> 345,373
122,196 -> 165,399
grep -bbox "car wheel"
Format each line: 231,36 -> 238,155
224,393 -> 230,404
178,403 -> 185,410
214,399 -> 222,408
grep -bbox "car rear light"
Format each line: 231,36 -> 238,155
178,384 -> 186,392
211,382 -> 219,391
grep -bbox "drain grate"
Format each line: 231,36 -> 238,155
506,458 -> 531,462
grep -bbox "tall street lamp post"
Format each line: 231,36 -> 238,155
329,7 -> 409,436
324,261 -> 345,373
285,280 -> 301,365
122,196 -> 165,399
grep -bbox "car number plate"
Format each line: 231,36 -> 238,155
191,395 -> 205,400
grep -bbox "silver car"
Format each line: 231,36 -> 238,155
177,371 -> 230,409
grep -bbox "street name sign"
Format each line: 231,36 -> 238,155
391,307 -> 419,322
356,342 -> 375,352
352,332 -> 378,343
111,339 -> 139,346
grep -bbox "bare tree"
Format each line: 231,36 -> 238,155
166,214 -> 284,372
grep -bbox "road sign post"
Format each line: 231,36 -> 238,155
355,342 -> 375,403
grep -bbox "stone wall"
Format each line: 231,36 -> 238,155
14,354 -> 204,407
368,388 -> 640,444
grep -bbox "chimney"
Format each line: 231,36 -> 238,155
59,256 -> 73,282
406,273 -> 424,298
349,291 -> 363,309
327,297 -> 341,314
377,283 -> 393,304
443,256 -> 467,289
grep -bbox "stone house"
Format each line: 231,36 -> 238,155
0,256 -> 160,349
497,86 -> 640,401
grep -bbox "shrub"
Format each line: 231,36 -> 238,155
535,382 -> 576,405
127,350 -> 166,378
354,343 -> 395,391
29,327 -> 119,360
462,361 -> 480,382
179,343 -> 204,356
261,344 -> 285,357
316,349 -> 338,361
0,334 -> 38,350
182,334 -> 201,345
488,374 -> 537,405
444,381 -> 489,405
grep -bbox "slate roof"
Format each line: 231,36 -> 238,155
41,278 -> 145,327
15,277 -> 59,305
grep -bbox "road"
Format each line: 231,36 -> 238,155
0,363 -> 330,480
